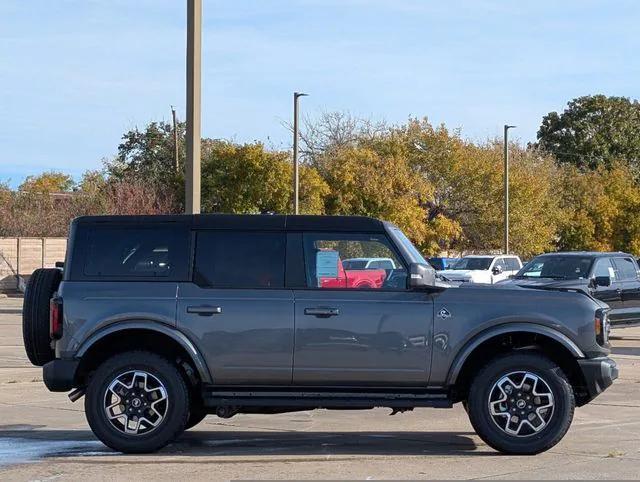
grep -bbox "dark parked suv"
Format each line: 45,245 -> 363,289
22,215 -> 617,455
500,251 -> 640,328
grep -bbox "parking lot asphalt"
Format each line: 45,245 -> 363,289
0,296 -> 639,480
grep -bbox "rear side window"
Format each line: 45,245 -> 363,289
194,231 -> 285,288
613,257 -> 638,281
83,226 -> 187,279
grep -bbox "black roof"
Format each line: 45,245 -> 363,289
72,214 -> 388,233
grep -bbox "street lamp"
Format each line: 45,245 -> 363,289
185,0 -> 202,214
503,124 -> 516,254
292,92 -> 308,215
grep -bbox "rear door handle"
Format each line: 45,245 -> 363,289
304,307 -> 339,317
187,305 -> 222,316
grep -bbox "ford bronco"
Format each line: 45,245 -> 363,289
23,214 -> 617,454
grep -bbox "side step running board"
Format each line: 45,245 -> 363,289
201,387 -> 453,409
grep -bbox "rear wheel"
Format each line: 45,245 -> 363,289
467,352 -> 575,455
85,351 -> 189,453
22,268 -> 62,366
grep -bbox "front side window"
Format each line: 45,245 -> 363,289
84,226 -> 186,279
451,257 -> 493,270
303,233 -> 406,290
593,258 -> 616,280
493,258 -> 506,270
194,231 -> 285,288
505,258 -> 521,270
613,257 -> 638,281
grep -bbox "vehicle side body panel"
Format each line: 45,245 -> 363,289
428,284 -> 606,385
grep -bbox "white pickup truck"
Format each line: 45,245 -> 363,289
439,255 -> 522,284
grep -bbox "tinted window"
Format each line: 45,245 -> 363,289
342,260 -> 368,270
84,226 -> 186,279
451,258 -> 493,270
303,233 -> 406,290
494,258 -> 506,270
428,258 -> 445,270
613,257 -> 638,281
516,256 -> 592,279
194,231 -> 285,288
593,258 -> 616,279
505,258 -> 521,270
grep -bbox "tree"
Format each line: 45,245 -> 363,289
557,162 -> 640,254
107,121 -> 184,193
400,119 -> 562,257
536,95 -> 640,171
201,140 -> 328,215
316,142 -> 433,249
19,171 -> 74,192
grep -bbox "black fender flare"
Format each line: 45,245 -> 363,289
445,322 -> 585,386
75,321 -> 212,384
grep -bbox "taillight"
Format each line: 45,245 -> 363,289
49,297 -> 63,340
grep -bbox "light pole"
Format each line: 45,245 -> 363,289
503,124 -> 516,254
292,92 -> 308,215
185,0 -> 202,214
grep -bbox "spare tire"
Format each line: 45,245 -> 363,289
22,268 -> 62,366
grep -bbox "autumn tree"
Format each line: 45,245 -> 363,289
200,140 -> 328,215
557,162 -> 640,254
19,171 -> 75,192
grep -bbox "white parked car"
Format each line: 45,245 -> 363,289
342,257 -> 397,270
439,255 -> 522,284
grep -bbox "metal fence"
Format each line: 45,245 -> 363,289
0,238 -> 67,292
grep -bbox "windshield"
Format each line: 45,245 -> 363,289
451,257 -> 492,270
516,256 -> 593,279
389,227 -> 428,264
342,260 -> 368,270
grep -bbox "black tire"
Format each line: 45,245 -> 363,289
85,351 -> 190,453
22,268 -> 62,366
186,405 -> 208,430
467,352 -> 575,455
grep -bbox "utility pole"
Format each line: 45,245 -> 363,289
171,106 -> 179,174
503,124 -> 516,254
292,92 -> 308,214
185,0 -> 202,214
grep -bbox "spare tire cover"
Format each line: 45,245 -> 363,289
22,268 -> 62,366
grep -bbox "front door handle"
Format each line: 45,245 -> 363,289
187,305 -> 222,316
304,307 -> 339,317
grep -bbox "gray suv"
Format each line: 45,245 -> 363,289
22,214 -> 617,455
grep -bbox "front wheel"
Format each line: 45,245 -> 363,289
85,351 -> 190,453
467,352 -> 575,455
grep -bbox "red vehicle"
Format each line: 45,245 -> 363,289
319,255 -> 386,289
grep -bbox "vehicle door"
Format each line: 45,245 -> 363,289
490,257 -> 508,283
177,230 -> 294,385
292,232 -> 433,386
590,257 -> 624,321
612,257 -> 640,327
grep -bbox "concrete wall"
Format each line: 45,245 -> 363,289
0,238 -> 67,292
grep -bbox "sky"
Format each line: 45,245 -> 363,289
1,0 -> 639,187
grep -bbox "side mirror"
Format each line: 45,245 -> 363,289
593,276 -> 611,287
409,262 -> 437,289
492,265 -> 503,275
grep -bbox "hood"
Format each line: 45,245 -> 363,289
499,277 -> 590,289
439,269 -> 476,278
497,277 -> 608,309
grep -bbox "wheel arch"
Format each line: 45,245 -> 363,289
75,321 -> 212,385
447,323 -> 589,405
